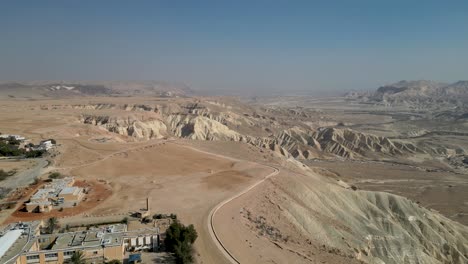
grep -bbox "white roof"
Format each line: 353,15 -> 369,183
30,188 -> 55,200
0,135 -> 24,139
60,186 -> 79,195
0,229 -> 23,259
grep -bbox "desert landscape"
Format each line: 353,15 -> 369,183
0,80 -> 467,263
1,2 -> 467,263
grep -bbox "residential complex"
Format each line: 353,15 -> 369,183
0,221 -> 160,264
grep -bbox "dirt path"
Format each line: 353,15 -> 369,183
54,140 -> 169,170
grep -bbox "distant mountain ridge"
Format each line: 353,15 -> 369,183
0,81 -> 195,98
346,80 -> 468,109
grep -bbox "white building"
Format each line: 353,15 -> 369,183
38,140 -> 54,150
0,229 -> 23,260
0,134 -> 26,141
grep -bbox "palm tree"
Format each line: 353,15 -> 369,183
69,251 -> 85,264
47,217 -> 58,234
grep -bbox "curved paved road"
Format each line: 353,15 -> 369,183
207,165 -> 279,264
168,141 -> 280,264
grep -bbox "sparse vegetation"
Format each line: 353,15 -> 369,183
0,141 -> 22,156
153,213 -> 163,219
164,221 -> 198,264
49,172 -> 64,179
152,213 -> 179,220
0,136 -> 49,158
0,188 -> 9,200
0,169 -> 15,181
24,149 -> 45,158
6,136 -> 20,145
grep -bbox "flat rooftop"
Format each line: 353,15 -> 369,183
51,231 -> 122,250
0,229 -> 23,259
26,200 -> 51,206
30,188 -> 55,200
59,186 -> 80,195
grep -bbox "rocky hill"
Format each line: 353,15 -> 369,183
244,170 -> 468,264
67,100 -> 425,160
365,80 -> 468,109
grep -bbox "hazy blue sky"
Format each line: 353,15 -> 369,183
0,1 -> 467,94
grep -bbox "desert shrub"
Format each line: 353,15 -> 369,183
153,213 -> 163,219
0,169 -> 15,181
49,172 -> 63,179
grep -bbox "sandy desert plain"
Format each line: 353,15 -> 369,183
1,81 -> 468,264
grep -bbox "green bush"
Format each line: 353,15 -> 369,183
0,142 -> 22,156
49,172 -> 63,179
164,221 -> 198,264
6,136 -> 20,145
0,169 -> 15,181
25,150 -> 45,158
153,213 -> 163,219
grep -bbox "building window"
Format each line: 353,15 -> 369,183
45,253 -> 58,258
26,255 -> 40,260
64,251 -> 75,256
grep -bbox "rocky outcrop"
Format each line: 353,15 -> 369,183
165,114 -> 243,141
313,127 -> 421,158
80,115 -> 168,139
252,127 -> 422,160
78,103 -> 422,160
